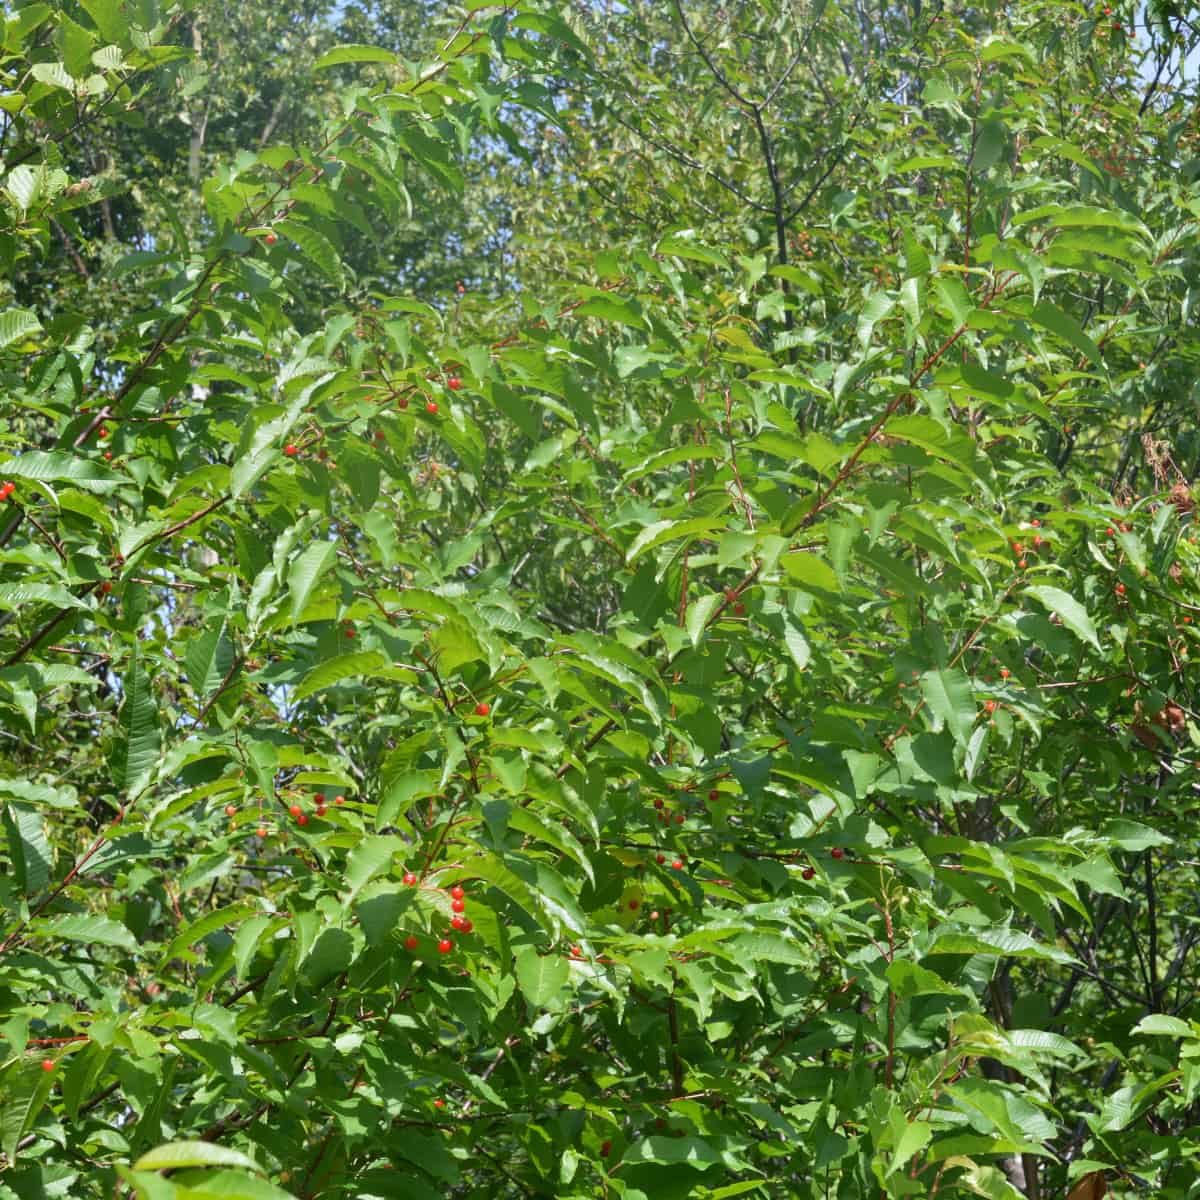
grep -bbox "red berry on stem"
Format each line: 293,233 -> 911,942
656,853 -> 665,864
437,938 -> 453,954
802,867 -> 815,880
450,885 -> 465,900
289,804 -> 301,818
628,899 -> 639,911
451,898 -> 465,913
447,376 -> 462,391
451,915 -> 466,930
831,847 -> 844,860
461,918 -> 473,933
335,795 -> 345,805
671,859 -> 683,870
708,789 -> 719,802
265,232 -> 277,245
404,934 -> 418,950
256,826 -> 267,838
434,1098 -> 445,1109
41,1059 -> 54,1072
653,797 -> 664,810
475,701 -> 490,716
297,813 -> 308,825
100,581 -> 113,594
225,805 -> 237,818
403,872 -> 417,886
284,443 -> 298,457
315,805 -> 327,817
600,1140 -> 612,1158
984,700 -> 996,714
426,401 -> 438,414
1116,582 -> 1126,596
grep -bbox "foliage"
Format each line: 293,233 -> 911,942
2,1 -> 1200,1197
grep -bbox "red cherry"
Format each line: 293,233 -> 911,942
831,848 -> 844,860
256,826 -> 267,838
1011,542 -> 1022,554
100,581 -> 113,594
315,806 -> 327,817
671,859 -> 683,870
447,376 -> 462,391
802,867 -> 815,880
461,918 -> 473,933
600,1140 -> 612,1158
708,789 -> 719,802
224,805 -> 237,818
1000,668 -> 1010,679
451,915 -> 466,930
656,853 -> 666,864
404,934 -> 418,950
344,626 -> 356,639
1017,558 -> 1027,569
984,700 -> 996,714
41,1059 -> 54,1072
628,899 -> 639,911
265,232 -> 277,245
289,804 -> 302,817
1116,583 -> 1126,596
403,872 -> 417,886
450,885 -> 465,900
316,794 -> 325,804
283,444 -> 298,457
474,702 -> 490,716
103,450 -> 113,461
437,938 -> 453,954
434,1098 -> 445,1108
98,426 -> 109,439
297,813 -> 308,825
426,401 -> 438,414
1031,519 -> 1041,527
335,795 -> 345,805
451,898 -> 465,913
653,798 -> 664,810
733,602 -> 746,616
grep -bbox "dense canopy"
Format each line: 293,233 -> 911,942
2,1 -> 1200,1197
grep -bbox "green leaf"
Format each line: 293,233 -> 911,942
109,649 -> 160,798
31,913 -> 137,952
134,1141 -> 259,1172
312,44 -> 399,69
919,666 -> 975,746
3,801 -> 51,896
514,945 -> 570,1007
1028,301 -> 1104,368
0,450 -> 122,493
1025,585 -> 1099,650
1133,1014 -> 1194,1038
626,517 -> 725,564
0,1056 -> 59,1162
287,541 -> 336,623
0,308 -> 43,350
275,220 -> 344,284
293,650 -> 387,700
185,621 -> 235,698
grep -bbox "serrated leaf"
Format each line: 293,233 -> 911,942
313,43 -> 400,69
287,540 -> 336,623
31,913 -> 137,951
109,649 -> 160,798
919,666 -> 975,746
293,650 -> 387,700
0,450 -> 122,493
134,1141 -> 259,1171
275,219 -> 344,285
514,945 -> 570,1007
0,308 -> 43,350
2,802 -> 51,896
1026,585 -> 1099,650
185,620 -> 235,698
